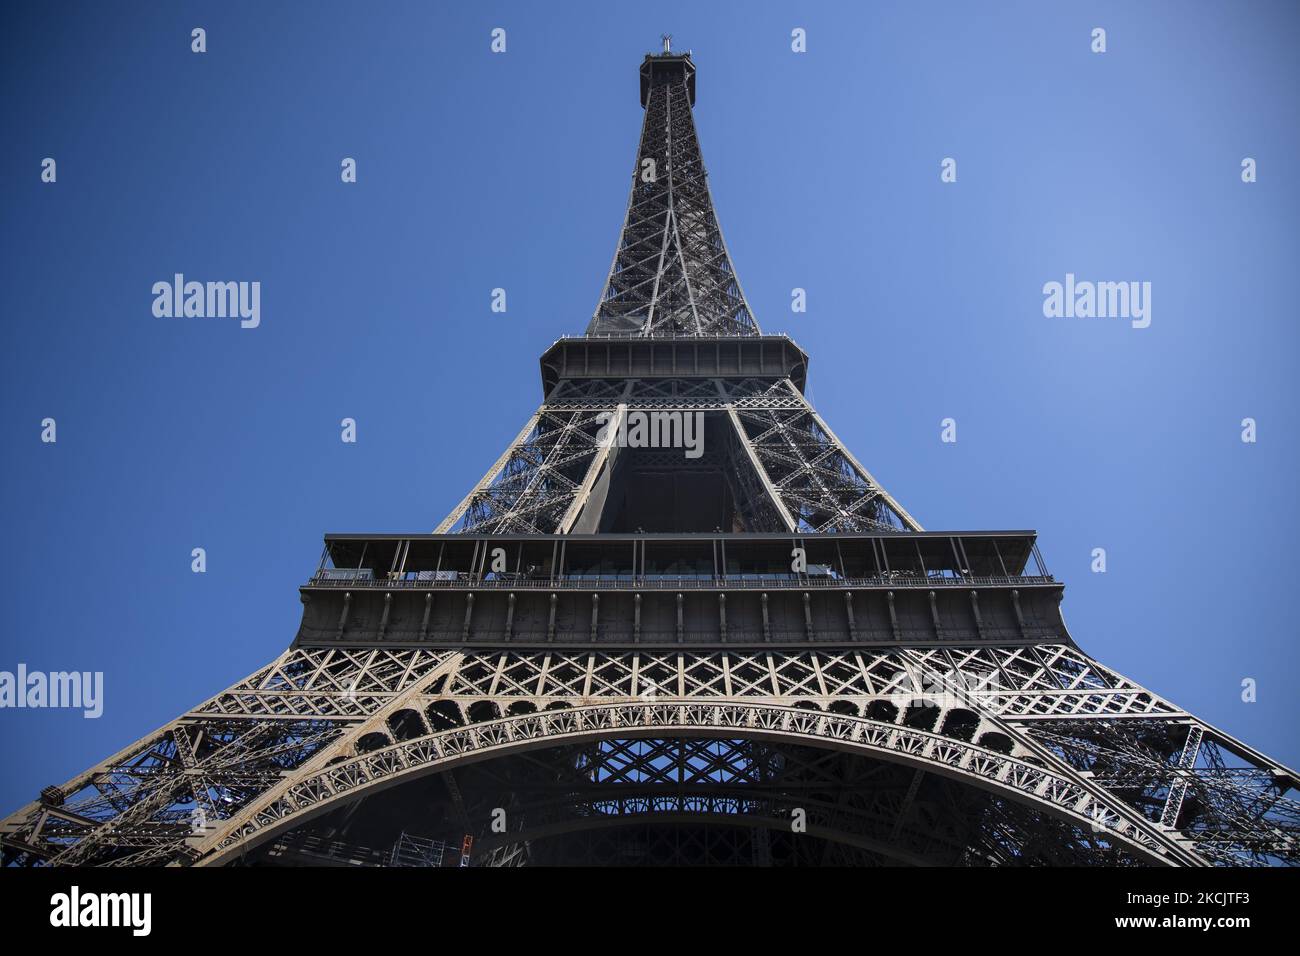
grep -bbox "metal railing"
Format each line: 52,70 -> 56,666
307,571 -> 1055,591
564,330 -> 791,342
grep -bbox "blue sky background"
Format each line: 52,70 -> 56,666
1,1 -> 1297,814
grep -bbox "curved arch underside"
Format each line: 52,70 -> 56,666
238,732 -> 1155,867
4,645 -> 1295,868
204,702 -> 1174,867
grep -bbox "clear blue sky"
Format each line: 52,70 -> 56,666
1,1 -> 1297,814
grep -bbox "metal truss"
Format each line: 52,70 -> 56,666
4,47 -> 1294,871
4,642 -> 1295,867
435,407 -> 607,535
728,380 -> 919,532
437,376 -> 918,535
588,54 -> 757,337
448,738 -> 1151,866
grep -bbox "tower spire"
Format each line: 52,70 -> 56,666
3,42 -> 1295,875
588,49 -> 759,337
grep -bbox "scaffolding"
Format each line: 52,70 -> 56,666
387,831 -> 455,868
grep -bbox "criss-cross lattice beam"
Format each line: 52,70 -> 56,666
436,376 -> 918,535
731,381 -> 920,532
588,56 -> 757,337
8,642 -> 1294,867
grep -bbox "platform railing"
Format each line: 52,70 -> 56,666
306,571 -> 1055,591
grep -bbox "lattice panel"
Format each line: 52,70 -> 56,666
3,642 -> 1295,867
588,65 -> 757,337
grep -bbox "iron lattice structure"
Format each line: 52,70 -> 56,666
3,45 -> 1297,869
587,48 -> 756,337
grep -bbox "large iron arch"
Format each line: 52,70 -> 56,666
196,701 -> 1181,866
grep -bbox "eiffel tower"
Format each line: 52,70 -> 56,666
4,40 -> 1297,868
